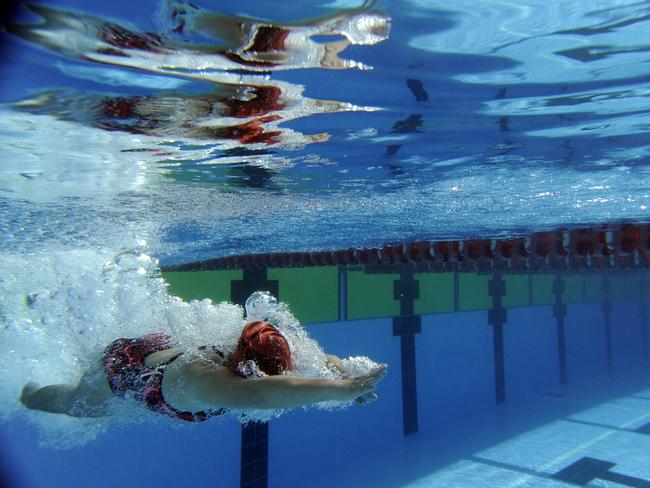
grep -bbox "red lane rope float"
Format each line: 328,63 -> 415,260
162,223 -> 650,272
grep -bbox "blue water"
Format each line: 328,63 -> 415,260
3,0 -> 650,263
1,1 -> 650,487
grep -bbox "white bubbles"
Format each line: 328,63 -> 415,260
166,298 -> 245,356
0,248 -> 165,446
0,107 -> 382,444
0,237 -> 378,444
244,291 -> 279,323
341,356 -> 381,378
235,360 -> 266,379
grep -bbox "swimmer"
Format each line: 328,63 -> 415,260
20,321 -> 387,421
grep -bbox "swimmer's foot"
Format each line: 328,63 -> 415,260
20,382 -> 40,407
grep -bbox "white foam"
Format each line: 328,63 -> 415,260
0,108 -> 380,447
0,243 -> 379,446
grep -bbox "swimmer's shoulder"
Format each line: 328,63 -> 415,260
144,348 -> 182,368
144,344 -> 227,368
162,349 -> 235,412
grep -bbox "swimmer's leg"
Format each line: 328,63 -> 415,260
21,382 -> 80,415
21,363 -> 112,418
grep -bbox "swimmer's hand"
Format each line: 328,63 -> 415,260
338,364 -> 387,402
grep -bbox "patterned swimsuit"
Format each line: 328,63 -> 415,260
102,333 -> 225,422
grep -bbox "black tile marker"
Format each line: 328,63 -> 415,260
602,275 -> 613,372
554,274 -> 568,385
552,457 -> 615,485
488,273 -> 507,404
393,268 -> 421,435
552,457 -> 650,487
232,268 -> 279,488
639,277 -> 648,360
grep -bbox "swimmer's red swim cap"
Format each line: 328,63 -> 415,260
229,321 -> 293,377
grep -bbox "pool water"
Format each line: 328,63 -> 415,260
1,1 -> 650,487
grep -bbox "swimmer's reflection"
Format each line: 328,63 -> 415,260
13,83 -> 343,148
6,2 -> 389,160
21,295 -> 388,420
6,1 -> 390,75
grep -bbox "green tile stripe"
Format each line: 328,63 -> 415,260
502,274 -> 530,308
531,274 -> 554,306
162,267 -> 634,324
347,269 -> 400,320
413,272 -> 454,315
608,274 -> 634,301
583,275 -> 603,302
459,273 -> 491,311
527,274 -> 617,305
563,276 -> 584,304
267,267 -> 338,324
162,269 -> 243,303
604,275 -> 620,300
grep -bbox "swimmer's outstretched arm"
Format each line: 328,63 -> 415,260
179,361 -> 387,410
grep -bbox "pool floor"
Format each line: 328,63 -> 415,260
403,384 -> 650,487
